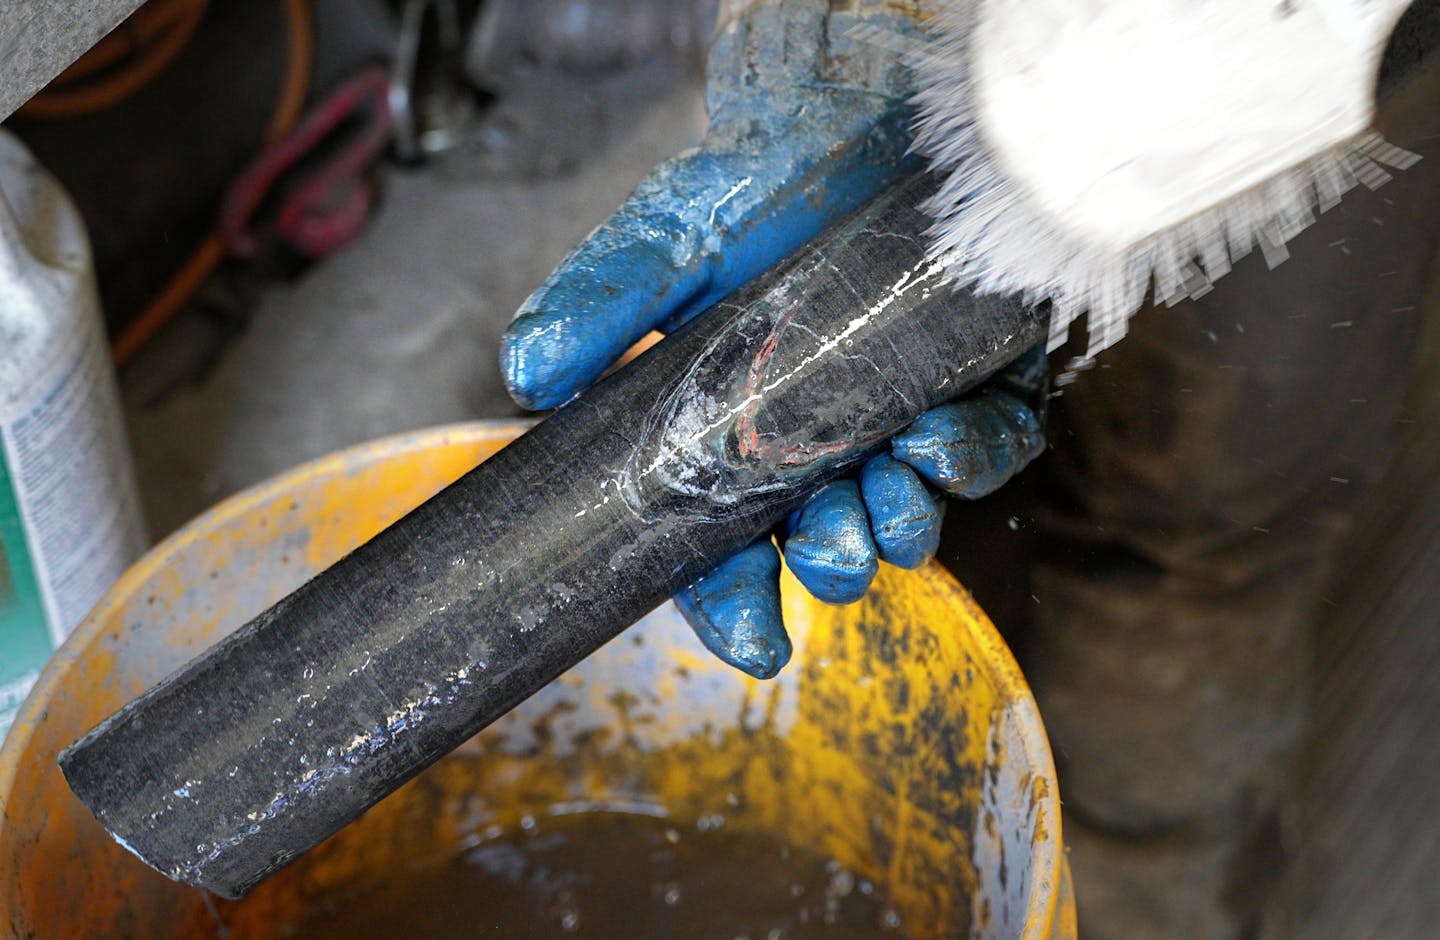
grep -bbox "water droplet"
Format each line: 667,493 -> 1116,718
662,882 -> 681,906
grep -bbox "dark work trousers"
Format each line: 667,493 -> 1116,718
941,68 -> 1440,940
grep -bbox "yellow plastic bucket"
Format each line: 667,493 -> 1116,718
0,422 -> 1073,938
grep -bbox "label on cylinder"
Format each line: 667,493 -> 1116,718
0,312 -> 145,738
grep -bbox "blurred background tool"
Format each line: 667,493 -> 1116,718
218,66 -> 394,265
466,0 -> 714,85
388,0 -> 474,163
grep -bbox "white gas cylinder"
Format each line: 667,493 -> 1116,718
0,129 -> 146,737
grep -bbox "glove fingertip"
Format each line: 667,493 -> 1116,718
500,311 -> 599,410
785,480 -> 878,604
873,527 -> 940,570
675,543 -> 791,679
861,455 -> 943,569
785,538 -> 878,604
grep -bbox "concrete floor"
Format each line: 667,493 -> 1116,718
118,61 -> 1440,937
121,63 -> 706,537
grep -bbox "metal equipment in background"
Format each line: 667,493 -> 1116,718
389,0 -> 475,162
466,0 -> 716,86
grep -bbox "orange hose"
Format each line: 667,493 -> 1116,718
18,0 -> 210,121
111,0 -> 314,367
261,0 -> 314,143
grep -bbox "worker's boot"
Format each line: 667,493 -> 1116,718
1027,539 -> 1311,939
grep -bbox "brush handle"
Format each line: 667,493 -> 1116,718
60,171 -> 1046,898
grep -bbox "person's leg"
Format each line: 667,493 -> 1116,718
1024,67 -> 1440,939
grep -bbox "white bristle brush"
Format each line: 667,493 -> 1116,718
912,0 -> 1421,359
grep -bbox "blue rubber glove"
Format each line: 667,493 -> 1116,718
503,0 -> 921,408
502,0 -> 1047,679
675,347 -> 1047,679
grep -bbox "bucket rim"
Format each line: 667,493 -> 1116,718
0,417 -> 1063,938
0,421 -> 532,799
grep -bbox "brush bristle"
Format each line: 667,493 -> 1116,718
910,1 -> 1420,359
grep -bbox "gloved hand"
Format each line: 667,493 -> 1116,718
503,0 -> 921,408
674,347 -> 1047,678
502,0 -> 1047,678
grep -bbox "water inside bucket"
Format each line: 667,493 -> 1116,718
263,809 -> 914,938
